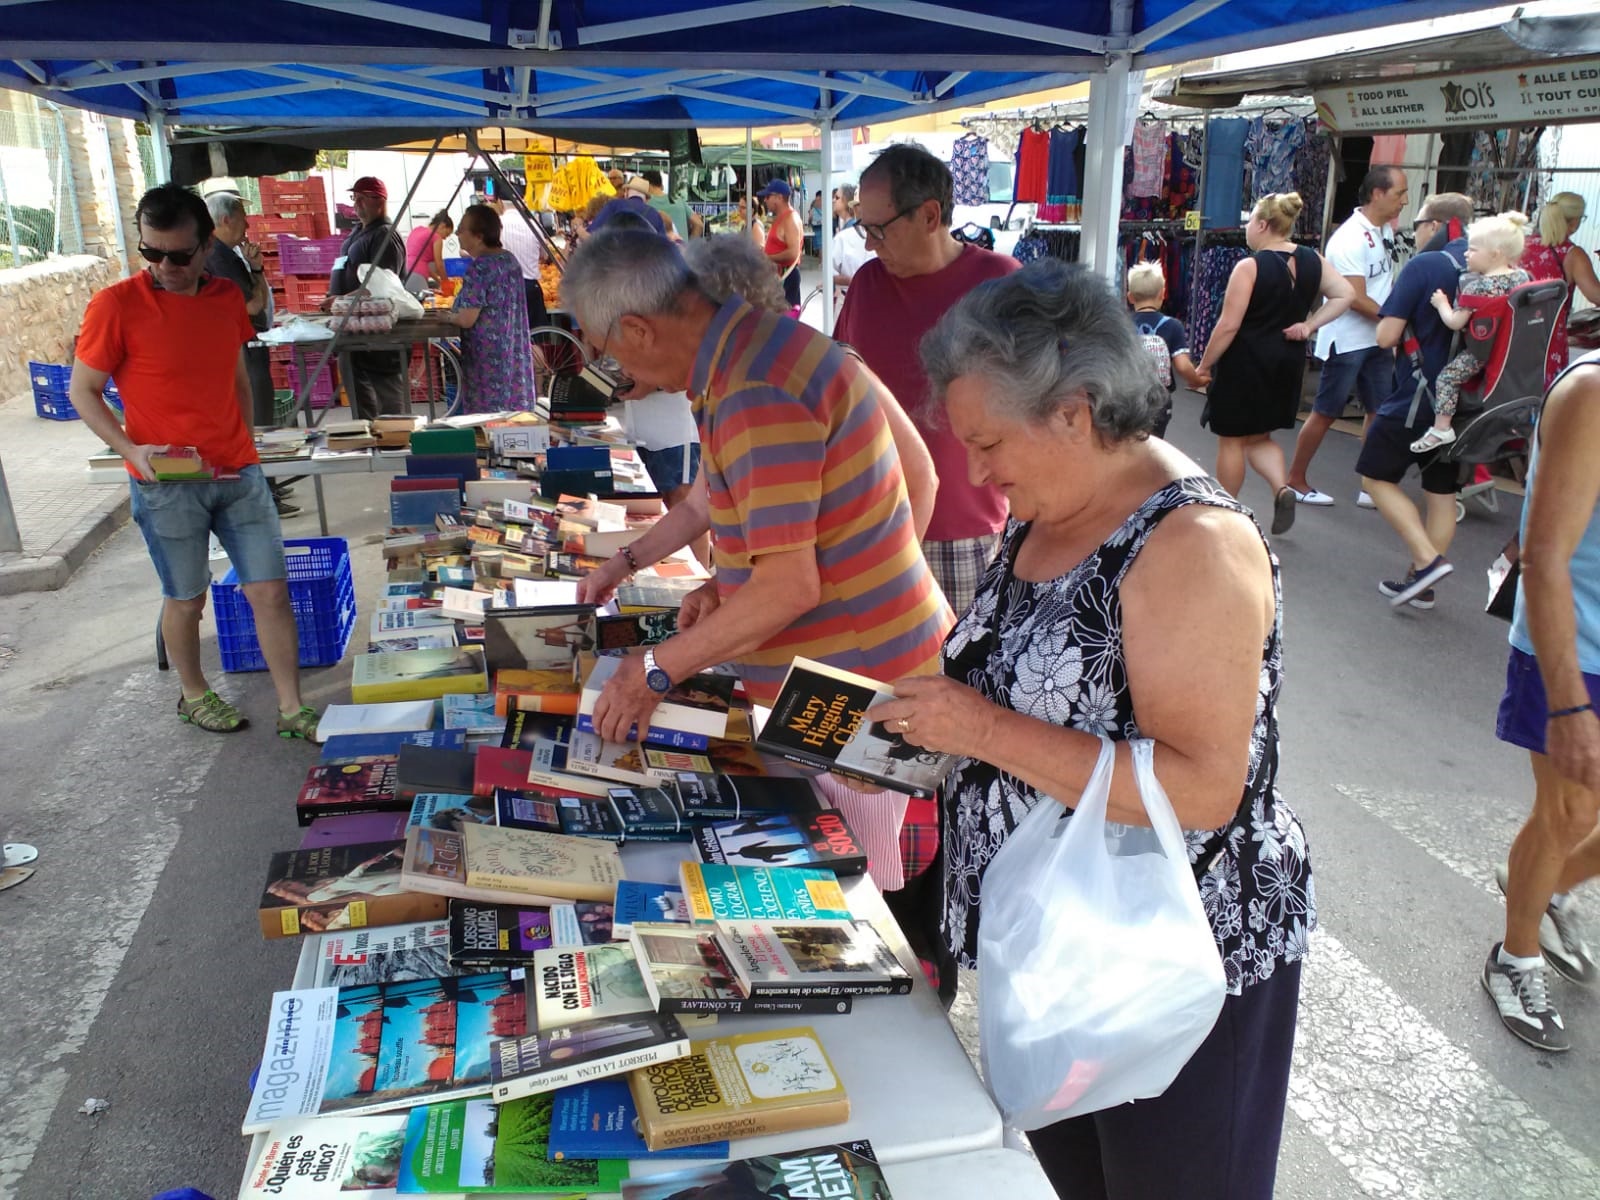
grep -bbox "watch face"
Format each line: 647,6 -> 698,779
645,668 -> 672,694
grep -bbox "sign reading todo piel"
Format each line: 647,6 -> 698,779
1316,57 -> 1600,134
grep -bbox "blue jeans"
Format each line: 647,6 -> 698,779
1312,344 -> 1394,418
129,465 -> 286,600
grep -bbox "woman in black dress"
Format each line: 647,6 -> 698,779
1196,192 -> 1354,534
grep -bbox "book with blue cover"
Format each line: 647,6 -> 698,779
547,1078 -> 727,1162
320,728 -> 465,761
678,863 -> 851,924
612,881 -> 689,938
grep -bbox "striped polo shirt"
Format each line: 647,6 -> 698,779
689,297 -> 953,706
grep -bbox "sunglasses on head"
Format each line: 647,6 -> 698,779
138,243 -> 203,266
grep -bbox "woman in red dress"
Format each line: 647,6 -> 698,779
1519,192 -> 1600,384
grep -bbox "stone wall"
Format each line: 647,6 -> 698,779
0,255 -> 120,401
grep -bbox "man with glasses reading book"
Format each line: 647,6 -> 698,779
68,183 -> 322,742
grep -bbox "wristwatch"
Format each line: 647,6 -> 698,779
642,649 -> 673,694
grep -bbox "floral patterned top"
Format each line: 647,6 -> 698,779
455,249 -> 535,413
1519,235 -> 1572,386
939,475 -> 1315,994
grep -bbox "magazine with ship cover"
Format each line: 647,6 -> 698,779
678,862 -> 851,924
240,1114 -> 409,1197
628,922 -> 854,1017
619,1139 -> 892,1200
488,1011 -> 690,1104
309,920 -> 454,989
694,808 -> 868,876
757,657 -> 955,798
240,972 -> 527,1133
482,606 -> 597,673
398,1094 -> 629,1193
719,919 -> 913,997
626,1026 -> 849,1150
546,1078 -> 727,1161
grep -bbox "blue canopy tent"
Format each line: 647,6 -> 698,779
1,0 -> 1510,292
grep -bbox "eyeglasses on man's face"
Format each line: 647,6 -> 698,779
138,243 -> 204,266
860,205 -> 919,243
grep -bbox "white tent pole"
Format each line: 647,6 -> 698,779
1081,0 -> 1135,281
820,108 -> 833,333
745,126 -> 753,238
148,107 -> 171,184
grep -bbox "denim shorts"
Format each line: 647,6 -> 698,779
638,443 -> 702,493
129,465 -> 286,600
1312,345 -> 1394,418
1496,646 -> 1600,755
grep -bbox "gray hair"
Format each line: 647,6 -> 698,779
681,234 -> 788,314
861,143 -> 953,227
920,259 -> 1167,442
205,191 -> 244,225
561,229 -> 695,338
837,183 -> 857,205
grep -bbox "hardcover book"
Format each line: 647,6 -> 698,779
296,760 -> 405,827
449,900 -> 554,969
718,919 -> 913,997
546,1078 -> 727,1162
678,863 -> 851,924
607,786 -> 689,841
675,774 -> 819,822
350,646 -> 489,705
259,841 -> 445,938
617,1139 -> 891,1200
488,1012 -> 689,1104
402,824 -> 622,906
308,919 -> 454,989
398,1094 -> 629,1193
757,657 -> 955,799
694,809 -> 868,876
240,972 -> 527,1133
530,942 -> 654,1030
240,1114 -> 409,1197
625,1026 -> 849,1151
482,606 -> 597,673
628,922 -> 853,1017
556,795 -> 624,841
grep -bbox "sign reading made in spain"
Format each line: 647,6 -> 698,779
1316,58 -> 1600,134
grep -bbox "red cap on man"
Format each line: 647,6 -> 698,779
349,176 -> 388,199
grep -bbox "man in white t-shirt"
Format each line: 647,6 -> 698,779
830,183 -> 875,298
1286,166 -> 1409,507
490,198 -> 548,327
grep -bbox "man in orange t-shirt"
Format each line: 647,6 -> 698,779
71,183 -> 321,741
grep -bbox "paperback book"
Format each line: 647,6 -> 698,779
320,729 -> 462,762
489,1011 -> 690,1104
259,840 -> 445,938
718,919 -> 913,997
443,693 -> 506,736
316,701 -> 437,742
503,711 -> 608,798
397,1094 -> 628,1193
611,881 -> 690,937
576,654 -> 732,747
240,972 -> 527,1134
401,824 -> 623,905
407,791 -> 496,833
617,1139 -> 892,1200
240,1114 -> 409,1197
300,810 -> 410,850
482,606 -> 597,673
758,657 -> 955,799
546,1078 -> 726,1162
494,788 -> 561,834
626,1026 -> 849,1150
694,809 -> 868,876
494,668 -> 581,717
628,922 -> 854,1017
674,774 -> 819,822
296,760 -> 404,827
396,744 -> 478,800
308,920 -> 454,989
449,900 -> 554,969
679,862 -> 851,924
350,645 -> 489,705
563,730 -> 658,788
530,942 -> 654,1030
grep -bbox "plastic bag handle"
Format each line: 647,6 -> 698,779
1129,739 -> 1191,865
1068,735 -> 1119,830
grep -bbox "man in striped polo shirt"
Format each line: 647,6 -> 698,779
568,229 -> 953,887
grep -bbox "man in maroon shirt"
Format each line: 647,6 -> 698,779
835,144 -> 1018,619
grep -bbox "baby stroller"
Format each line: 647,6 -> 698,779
1404,277 -> 1567,520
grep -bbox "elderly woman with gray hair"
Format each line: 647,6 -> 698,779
868,259 -> 1314,1199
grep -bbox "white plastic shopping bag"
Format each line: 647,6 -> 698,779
977,737 -> 1226,1129
357,264 -> 426,320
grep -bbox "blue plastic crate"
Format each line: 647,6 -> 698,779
445,256 -> 469,277
33,389 -> 78,420
212,536 -> 356,672
28,361 -> 121,420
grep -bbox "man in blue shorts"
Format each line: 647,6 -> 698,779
70,183 -> 322,741
1357,192 -> 1474,611
1483,348 -> 1600,1053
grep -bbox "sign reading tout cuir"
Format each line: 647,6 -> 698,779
1316,56 -> 1600,134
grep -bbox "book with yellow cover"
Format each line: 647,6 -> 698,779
350,645 -> 490,704
627,1026 -> 849,1150
401,823 -> 622,905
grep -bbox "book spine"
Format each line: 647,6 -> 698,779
743,979 -> 914,998
660,994 -> 853,1015
640,1097 -> 853,1151
259,892 -> 450,939
767,749 -> 930,799
490,1038 -> 690,1104
574,714 -> 710,752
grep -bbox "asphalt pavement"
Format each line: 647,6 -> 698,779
1,394 -> 1596,1200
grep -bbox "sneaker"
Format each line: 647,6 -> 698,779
275,499 -> 303,518
1271,487 -> 1297,535
1378,574 -> 1435,609
1356,490 -> 1377,508
1288,487 -> 1335,506
1482,943 -> 1569,1052
1494,862 -> 1597,985
1383,555 -> 1451,607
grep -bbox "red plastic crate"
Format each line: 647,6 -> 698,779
282,275 -> 329,313
277,235 -> 344,276
251,214 -> 315,237
260,177 -> 328,206
267,196 -> 325,217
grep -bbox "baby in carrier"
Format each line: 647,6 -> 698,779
1411,212 -> 1532,454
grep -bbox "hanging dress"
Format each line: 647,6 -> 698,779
1520,235 -> 1574,385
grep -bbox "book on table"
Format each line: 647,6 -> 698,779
405,791 -> 495,832
350,645 -> 489,704
401,823 -> 623,905
562,729 -> 660,789
494,667 -> 581,717
363,631 -> 457,654
546,1077 -> 727,1161
628,922 -> 854,1017
757,656 -> 957,798
530,941 -> 655,1030
306,919 -> 454,989
694,808 -> 868,876
239,971 -> 527,1133
481,605 -> 596,674
320,729 -> 464,762
316,701 -> 437,741
502,710 -> 609,797
718,918 -> 913,997
395,744 -> 477,800
617,1138 -> 892,1200
611,880 -> 690,938
678,861 -> 851,923
442,693 -> 505,736
300,809 -> 410,850
258,840 -> 447,938
626,1025 -> 849,1150
576,653 -> 734,747
488,1011 -> 691,1105
239,1113 -> 409,1198
295,758 -> 405,826
397,1094 -> 629,1194
595,607 -> 678,651
449,899 -> 554,970
674,773 -> 819,821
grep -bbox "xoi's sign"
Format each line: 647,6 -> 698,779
1316,57 -> 1600,134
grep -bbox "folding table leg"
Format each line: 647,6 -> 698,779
314,475 -> 329,537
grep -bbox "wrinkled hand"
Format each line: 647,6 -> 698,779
577,554 -> 631,605
1282,322 -> 1311,342
241,239 -> 264,271
863,673 -> 998,760
592,653 -> 666,744
677,581 -> 721,632
123,443 -> 166,482
1547,709 -> 1600,793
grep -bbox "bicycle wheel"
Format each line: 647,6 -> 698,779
529,324 -> 591,398
409,338 -> 464,418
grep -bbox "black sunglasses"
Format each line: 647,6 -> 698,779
860,205 -> 918,242
138,243 -> 204,266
